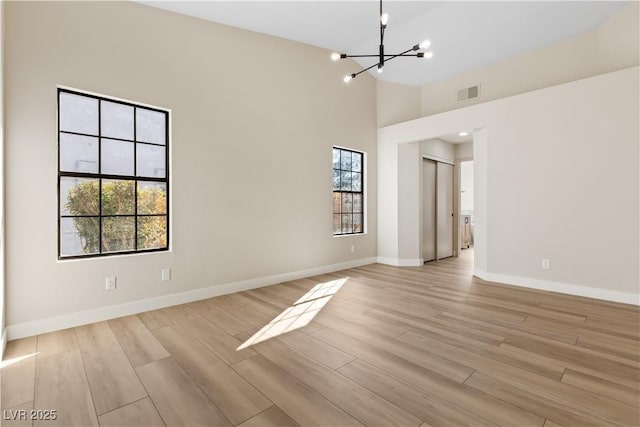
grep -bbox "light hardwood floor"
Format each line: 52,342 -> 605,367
2,250 -> 639,426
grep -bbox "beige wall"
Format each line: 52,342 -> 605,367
1,0 -> 5,346
378,67 -> 639,303
455,142 -> 473,160
420,1 -> 640,116
5,1 -> 377,332
484,68 -> 638,296
377,80 -> 421,127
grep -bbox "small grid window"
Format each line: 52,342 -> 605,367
58,89 -> 169,259
333,147 -> 364,235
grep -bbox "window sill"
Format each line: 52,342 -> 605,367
333,232 -> 368,238
57,248 -> 172,263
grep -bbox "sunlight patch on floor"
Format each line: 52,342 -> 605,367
237,278 -> 348,350
0,352 -> 38,369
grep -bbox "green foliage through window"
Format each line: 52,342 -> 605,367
65,181 -> 167,254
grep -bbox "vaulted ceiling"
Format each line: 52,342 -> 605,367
138,1 -> 626,86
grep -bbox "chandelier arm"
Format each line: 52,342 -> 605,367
379,0 -> 385,67
383,47 -> 416,63
396,47 -> 416,56
353,62 -> 380,78
345,54 -> 419,58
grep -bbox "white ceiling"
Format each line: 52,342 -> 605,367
137,1 -> 626,86
439,131 -> 473,144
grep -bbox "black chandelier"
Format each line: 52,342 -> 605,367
331,0 -> 433,83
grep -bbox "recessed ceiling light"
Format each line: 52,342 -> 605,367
458,131 -> 469,137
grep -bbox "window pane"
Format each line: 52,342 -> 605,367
353,214 -> 363,233
333,214 -> 341,234
60,177 -> 99,215
59,92 -> 99,135
332,192 -> 341,214
333,170 -> 340,191
60,217 -> 99,257
136,108 -> 166,145
102,180 -> 135,215
352,152 -> 362,172
340,170 -> 352,191
137,143 -> 166,178
102,217 -> 135,253
341,214 -> 353,234
137,216 -> 167,250
102,139 -> 134,176
341,193 -> 353,214
352,172 -> 362,192
60,133 -> 99,173
332,148 -> 340,169
138,182 -> 167,215
353,194 -> 362,213
340,150 -> 352,170
101,101 -> 134,140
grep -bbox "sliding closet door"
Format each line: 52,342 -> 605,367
422,159 -> 437,262
437,162 -> 454,259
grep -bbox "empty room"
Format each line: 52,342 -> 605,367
0,1 -> 639,426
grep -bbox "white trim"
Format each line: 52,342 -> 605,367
57,85 -> 171,113
473,268 -> 489,281
377,257 -> 424,267
421,154 -> 454,166
7,257 -> 377,340
1,328 -> 7,358
474,268 -> 639,306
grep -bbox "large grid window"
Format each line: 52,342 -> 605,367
58,89 -> 169,259
333,147 -> 364,235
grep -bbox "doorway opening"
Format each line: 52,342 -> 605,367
419,135 -> 474,265
460,160 -> 474,251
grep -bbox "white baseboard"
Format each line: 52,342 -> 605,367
473,268 -> 489,281
474,268 -> 639,306
7,256 -> 377,340
377,257 -> 424,267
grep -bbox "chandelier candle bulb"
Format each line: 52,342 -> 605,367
419,39 -> 431,49
425,51 -> 434,59
331,52 -> 340,61
381,13 -> 389,26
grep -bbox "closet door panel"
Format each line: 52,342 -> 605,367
437,163 -> 454,259
422,160 -> 437,262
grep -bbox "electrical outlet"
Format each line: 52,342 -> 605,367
350,245 -> 355,253
161,268 -> 171,281
105,276 -> 116,291
542,259 -> 550,270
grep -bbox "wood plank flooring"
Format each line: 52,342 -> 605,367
2,249 -> 639,426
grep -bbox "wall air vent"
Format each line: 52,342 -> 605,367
457,84 -> 480,102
